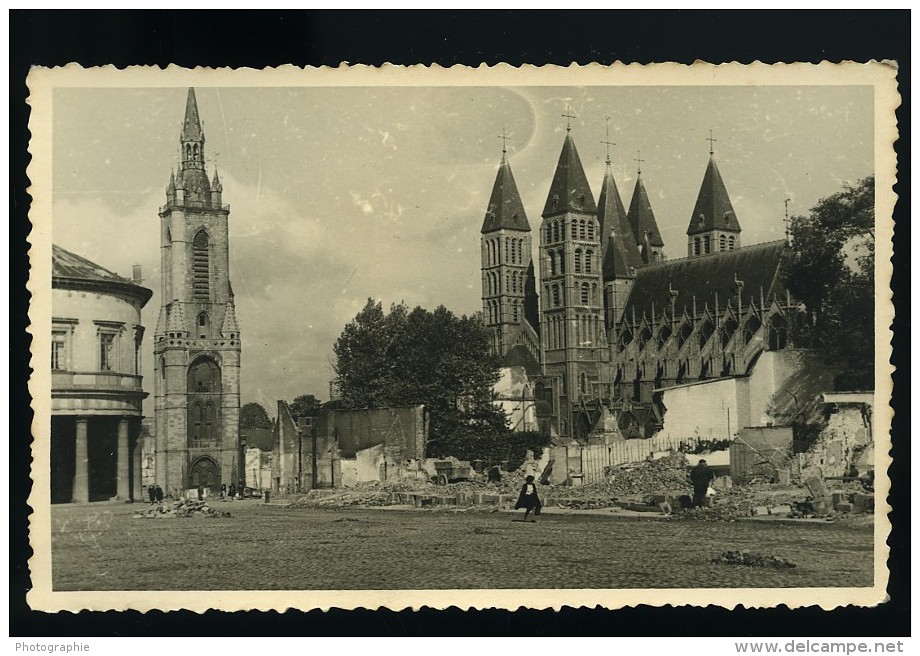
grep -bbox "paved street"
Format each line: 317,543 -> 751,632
50,501 -> 874,591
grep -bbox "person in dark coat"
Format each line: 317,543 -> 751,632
154,485 -> 164,503
514,475 -> 542,522
689,459 -> 715,508
148,485 -> 156,504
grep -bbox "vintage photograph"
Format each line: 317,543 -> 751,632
27,64 -> 896,612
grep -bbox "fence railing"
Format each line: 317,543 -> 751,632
549,434 -> 705,484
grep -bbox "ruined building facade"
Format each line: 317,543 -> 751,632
153,88 -> 242,494
481,131 -> 800,441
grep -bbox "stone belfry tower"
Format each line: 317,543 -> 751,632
154,88 -> 241,495
539,125 -> 609,439
686,138 -> 741,257
481,141 -> 532,357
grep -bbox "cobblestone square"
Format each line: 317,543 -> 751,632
50,501 -> 874,591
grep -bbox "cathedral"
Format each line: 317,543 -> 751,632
481,126 -> 800,442
153,89 -> 242,495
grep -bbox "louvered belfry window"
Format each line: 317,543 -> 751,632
192,229 -> 210,300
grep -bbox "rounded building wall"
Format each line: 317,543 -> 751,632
52,284 -> 149,416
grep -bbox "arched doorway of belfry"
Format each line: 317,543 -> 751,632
189,455 -> 220,491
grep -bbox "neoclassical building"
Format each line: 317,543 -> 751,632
153,88 -> 242,495
51,245 -> 152,503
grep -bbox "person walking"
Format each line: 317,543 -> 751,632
689,459 -> 715,508
514,475 -> 542,522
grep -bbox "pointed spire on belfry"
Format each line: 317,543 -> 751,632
481,141 -> 530,233
181,88 -> 204,143
212,168 -> 223,192
542,132 -> 596,217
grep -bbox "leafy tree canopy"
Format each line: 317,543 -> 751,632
782,176 -> 875,390
333,299 -> 513,459
289,394 -> 322,420
239,402 -> 272,429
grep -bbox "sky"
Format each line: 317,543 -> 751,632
51,84 -> 874,417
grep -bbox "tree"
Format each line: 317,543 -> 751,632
782,176 -> 875,390
289,394 -> 322,420
333,298 -> 511,458
239,402 -> 272,429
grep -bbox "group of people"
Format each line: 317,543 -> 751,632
146,485 -> 164,504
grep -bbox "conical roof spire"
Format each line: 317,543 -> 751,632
166,170 -> 176,193
542,133 -> 597,217
627,174 -> 664,249
602,227 -> 637,281
155,304 -> 168,336
481,152 -> 530,233
598,167 -> 644,273
165,299 -> 188,335
221,296 -> 240,336
687,156 -> 741,235
181,88 -> 204,143
212,168 -> 223,192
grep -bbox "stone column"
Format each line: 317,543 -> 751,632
132,427 -> 143,501
72,418 -> 89,503
116,418 -> 130,499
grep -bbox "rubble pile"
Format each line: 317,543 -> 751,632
133,500 -> 231,519
550,453 -> 693,509
711,550 -> 797,569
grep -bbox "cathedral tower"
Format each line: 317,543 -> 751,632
598,151 -> 643,329
154,88 -> 241,495
481,146 -> 533,358
539,130 -> 609,438
686,153 -> 741,257
626,158 -> 665,264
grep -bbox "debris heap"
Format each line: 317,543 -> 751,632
133,500 -> 232,519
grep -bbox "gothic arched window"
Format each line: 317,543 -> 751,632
579,220 -> 587,240
592,282 -> 598,304
553,221 -> 560,243
580,283 -> 590,304
192,229 -> 210,300
693,237 -> 701,256
512,302 -> 520,323
571,221 -> 578,239
548,251 -> 556,276
545,224 -> 552,243
728,235 -> 736,251
720,234 -> 727,251
574,249 -> 582,273
703,235 -> 711,254
585,250 -> 593,274
552,284 -> 560,307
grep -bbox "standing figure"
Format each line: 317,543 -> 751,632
228,483 -> 236,500
220,483 -> 227,499
689,459 -> 715,508
154,485 -> 164,503
514,475 -> 542,522
148,485 -> 156,504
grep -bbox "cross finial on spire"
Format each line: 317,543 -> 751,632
601,115 -> 616,166
707,129 -> 718,157
562,105 -> 576,132
634,150 -> 645,175
784,198 -> 792,243
498,126 -> 510,156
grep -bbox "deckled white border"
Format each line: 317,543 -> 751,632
25,62 -> 898,612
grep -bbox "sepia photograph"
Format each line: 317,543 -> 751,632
26,63 -> 896,613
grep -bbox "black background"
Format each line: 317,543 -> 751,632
10,9 -> 910,638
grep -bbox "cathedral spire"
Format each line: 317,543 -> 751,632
181,87 -> 204,144
541,133 -> 597,217
627,172 -> 664,264
598,161 -> 643,277
481,148 -> 530,233
687,156 -> 741,236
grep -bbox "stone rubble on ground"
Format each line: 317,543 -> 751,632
277,451 -> 873,524
133,499 -> 232,519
